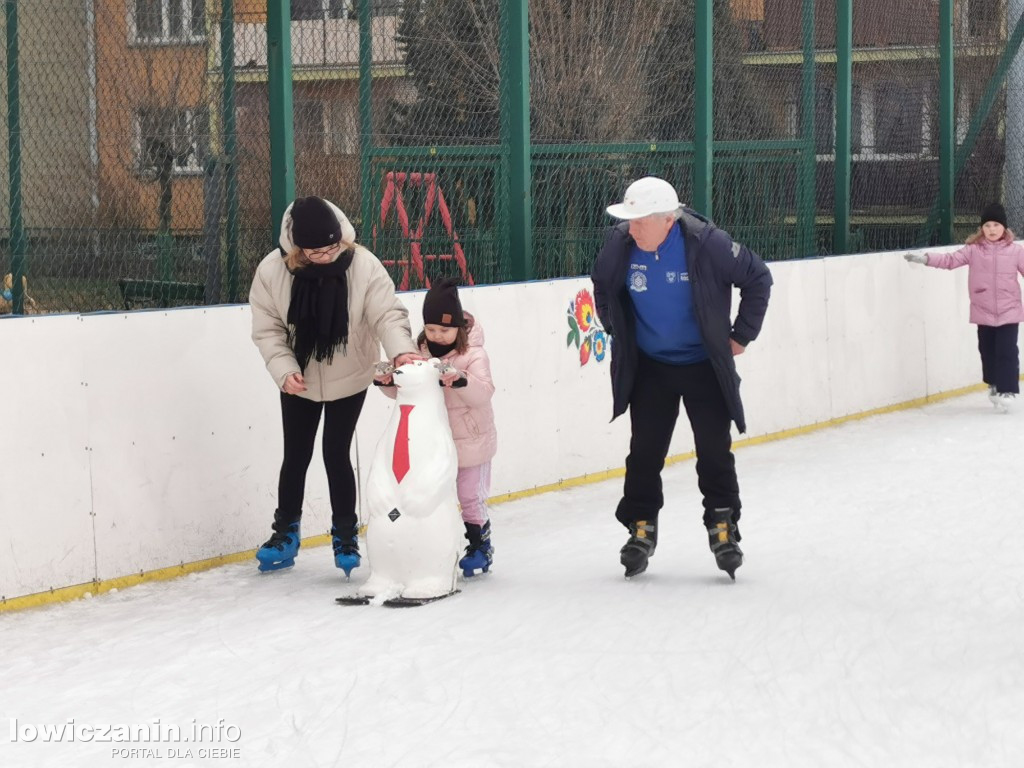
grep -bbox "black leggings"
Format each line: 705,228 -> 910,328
275,389 -> 367,534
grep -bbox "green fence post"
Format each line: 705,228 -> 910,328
358,0 -> 373,240
694,0 -> 713,218
920,10 -> 1024,244
938,0 -> 954,244
221,0 -> 240,301
499,0 -> 532,281
5,0 -> 26,315
834,0 -> 852,254
267,0 -> 295,237
797,0 -> 816,257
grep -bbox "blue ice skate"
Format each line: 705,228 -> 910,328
256,522 -> 300,572
459,521 -> 493,577
332,528 -> 361,578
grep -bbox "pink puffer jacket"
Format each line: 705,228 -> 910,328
925,239 -> 1024,326
380,313 -> 497,468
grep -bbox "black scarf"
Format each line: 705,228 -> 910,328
426,339 -> 458,358
286,248 -> 354,372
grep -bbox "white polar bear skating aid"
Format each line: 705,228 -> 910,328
337,359 -> 463,606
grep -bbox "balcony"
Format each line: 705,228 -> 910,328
228,16 -> 403,75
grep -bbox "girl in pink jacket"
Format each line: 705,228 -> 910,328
378,279 -> 498,576
906,202 -> 1024,412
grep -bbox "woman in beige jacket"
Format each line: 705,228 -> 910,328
249,196 -> 419,575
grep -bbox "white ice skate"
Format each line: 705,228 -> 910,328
993,392 -> 1016,414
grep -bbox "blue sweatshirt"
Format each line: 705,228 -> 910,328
626,221 -> 708,364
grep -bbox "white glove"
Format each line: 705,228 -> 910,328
904,252 -> 928,265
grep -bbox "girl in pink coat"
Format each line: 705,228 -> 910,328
906,202 -> 1024,412
377,279 -> 498,575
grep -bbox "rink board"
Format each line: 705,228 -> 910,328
0,316 -> 95,595
79,308 -> 291,581
0,247 -> 986,599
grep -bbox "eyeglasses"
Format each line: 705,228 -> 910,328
304,243 -> 341,258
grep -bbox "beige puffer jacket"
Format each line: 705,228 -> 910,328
249,199 -> 418,402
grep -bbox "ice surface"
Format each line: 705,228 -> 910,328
2,393 -> 1021,767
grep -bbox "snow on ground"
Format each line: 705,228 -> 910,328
2,392 -> 1022,768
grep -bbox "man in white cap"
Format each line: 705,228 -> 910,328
592,176 -> 772,580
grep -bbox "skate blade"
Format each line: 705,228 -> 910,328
622,553 -> 650,578
383,590 -> 460,608
716,554 -> 742,581
335,595 -> 371,606
335,559 -> 361,578
257,559 -> 295,573
623,562 -> 648,578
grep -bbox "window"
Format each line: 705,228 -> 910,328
811,84 -> 862,155
295,100 -> 327,154
371,0 -> 403,15
329,0 -> 353,18
292,0 -> 325,20
783,96 -> 798,141
132,0 -> 204,43
814,85 -> 834,154
873,81 -> 922,155
135,108 -> 209,175
966,0 -> 999,38
292,0 -> 402,20
851,84 -> 863,154
798,80 -> 930,160
956,86 -> 971,145
329,101 -> 360,155
293,99 -> 360,156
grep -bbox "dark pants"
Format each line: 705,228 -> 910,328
978,324 -> 1020,394
615,355 -> 740,530
275,389 -> 367,534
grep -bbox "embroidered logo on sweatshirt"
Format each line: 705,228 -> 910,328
629,271 -> 648,293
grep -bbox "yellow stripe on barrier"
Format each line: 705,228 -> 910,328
489,382 -> 991,504
0,534 -> 332,614
0,381 -> 999,614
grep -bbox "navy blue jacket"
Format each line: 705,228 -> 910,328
591,210 -> 772,432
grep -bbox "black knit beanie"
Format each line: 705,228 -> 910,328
423,278 -> 465,327
980,202 -> 1007,228
291,196 -> 342,249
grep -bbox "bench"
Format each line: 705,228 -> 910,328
118,279 -> 206,310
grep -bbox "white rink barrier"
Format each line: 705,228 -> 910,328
0,247 -> 988,603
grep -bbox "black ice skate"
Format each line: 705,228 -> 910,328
706,507 -> 743,580
620,520 -> 657,577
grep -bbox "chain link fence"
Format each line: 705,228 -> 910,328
952,0 -> 1013,241
1,0 -> 216,313
2,0 -> 1023,314
368,0 -> 509,287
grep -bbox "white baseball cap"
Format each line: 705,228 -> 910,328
606,176 -> 681,220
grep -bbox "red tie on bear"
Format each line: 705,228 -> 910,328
392,404 -> 415,482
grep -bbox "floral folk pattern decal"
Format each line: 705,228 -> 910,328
566,289 -> 609,366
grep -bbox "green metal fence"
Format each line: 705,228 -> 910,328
2,0 -> 1023,314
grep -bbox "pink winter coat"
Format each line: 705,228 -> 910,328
381,313 -> 497,468
925,239 -> 1024,326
